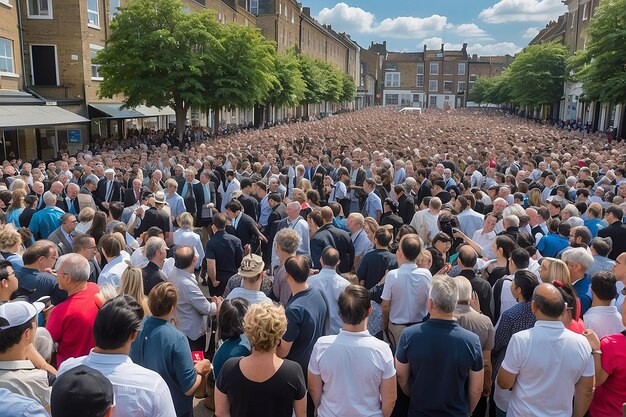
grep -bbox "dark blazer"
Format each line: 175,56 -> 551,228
380,212 -> 405,236
123,187 -> 146,208
177,180 -> 201,215
310,227 -> 335,270
135,207 -> 170,238
47,227 -> 74,256
320,223 -> 354,273
598,221 -> 626,260
397,193 -> 415,225
142,261 -> 167,296
416,179 -> 433,206
225,213 -> 263,248
94,178 -> 122,211
56,196 -> 80,215
238,194 -> 259,222
311,165 -> 327,195
266,204 -> 287,235
193,181 -> 217,225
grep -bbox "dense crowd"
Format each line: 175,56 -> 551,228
0,106 -> 625,417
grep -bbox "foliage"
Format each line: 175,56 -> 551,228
340,73 -> 357,103
298,55 -> 327,104
568,0 -> 626,103
268,50 -> 306,108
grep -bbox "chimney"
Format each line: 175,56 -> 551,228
423,44 -> 427,52
472,54 -> 478,60
462,43 -> 467,52
302,7 -> 310,17
440,44 -> 445,52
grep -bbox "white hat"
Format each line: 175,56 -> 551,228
0,301 -> 45,330
104,168 -> 115,175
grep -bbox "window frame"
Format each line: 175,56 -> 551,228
109,0 -> 120,21
443,80 -> 453,92
27,0 -> 53,19
429,62 -> 439,75
384,72 -> 400,87
458,63 -> 466,76
429,80 -> 438,92
0,38 -> 15,75
87,0 -> 100,28
457,81 -> 466,93
90,44 -> 104,80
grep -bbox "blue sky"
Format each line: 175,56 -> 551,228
312,0 -> 568,56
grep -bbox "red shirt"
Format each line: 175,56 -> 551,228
46,282 -> 100,367
590,333 -> 626,417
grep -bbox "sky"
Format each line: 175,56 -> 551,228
312,0 -> 568,57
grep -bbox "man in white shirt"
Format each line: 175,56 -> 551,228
57,295 -> 182,417
381,234 -> 433,349
497,283 -> 594,417
308,285 -> 396,417
410,197 -> 441,245
455,196 -> 484,239
308,248 -> 350,335
583,271 -> 624,338
221,170 -> 240,212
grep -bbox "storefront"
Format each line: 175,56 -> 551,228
88,103 -> 175,139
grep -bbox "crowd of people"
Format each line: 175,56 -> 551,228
0,106 -> 625,417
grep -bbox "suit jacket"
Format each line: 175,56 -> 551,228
417,179 -> 433,206
266,204 -> 287,236
598,221 -> 626,260
123,187 -> 146,208
311,165 -> 326,195
398,193 -> 415,225
193,181 -> 217,224
319,223 -> 354,273
225,213 -> 262,247
238,194 -> 259,222
177,180 -> 200,215
310,227 -> 335,270
95,178 -> 122,211
47,227 -> 74,256
56,196 -> 80,215
135,207 -> 170,238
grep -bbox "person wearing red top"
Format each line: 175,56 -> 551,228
584,329 -> 626,417
46,253 -> 99,367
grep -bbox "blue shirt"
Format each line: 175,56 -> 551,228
396,319 -> 483,417
166,192 -> 186,220
28,206 -> 64,240
363,192 -> 382,220
0,388 -> 48,417
13,266 -> 67,305
212,335 -> 251,378
130,317 -> 198,417
536,233 -> 569,258
573,274 -> 592,315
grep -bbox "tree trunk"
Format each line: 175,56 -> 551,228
213,107 -> 220,136
174,103 -> 187,140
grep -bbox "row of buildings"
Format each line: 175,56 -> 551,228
0,0 -> 511,160
529,0 -> 624,138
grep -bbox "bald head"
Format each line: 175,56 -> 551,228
321,206 -> 334,223
532,283 -> 565,319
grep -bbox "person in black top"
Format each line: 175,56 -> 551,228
395,185 -> 415,226
225,200 -> 267,252
318,207 -> 354,274
457,245 -> 493,322
134,192 -> 170,239
18,195 -> 38,229
206,213 -> 245,297
237,178 -> 259,222
142,237 -> 168,296
379,198 -> 404,237
357,227 -> 398,289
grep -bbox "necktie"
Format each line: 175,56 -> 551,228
68,198 -> 76,214
67,233 -> 73,244
186,183 -> 193,199
204,184 -> 210,203
105,181 -> 112,202
135,189 -> 140,203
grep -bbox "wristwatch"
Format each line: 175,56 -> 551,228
591,350 -> 602,355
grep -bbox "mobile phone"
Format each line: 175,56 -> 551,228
191,351 -> 205,362
36,296 -> 51,306
448,252 -> 460,265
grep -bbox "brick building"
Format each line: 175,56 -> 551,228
466,54 -> 513,103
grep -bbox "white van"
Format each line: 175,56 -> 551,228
399,107 -> 422,115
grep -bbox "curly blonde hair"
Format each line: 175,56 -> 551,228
244,302 -> 287,352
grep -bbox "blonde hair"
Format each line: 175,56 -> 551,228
96,284 -> 118,305
177,212 -> 194,229
542,257 -> 571,285
298,178 -> 312,192
9,178 -> 28,193
244,302 -> 287,352
111,232 -> 126,252
528,188 -> 542,208
9,189 -> 26,211
118,261 -> 150,315
0,228 -> 21,250
364,217 -> 379,234
78,207 -> 96,223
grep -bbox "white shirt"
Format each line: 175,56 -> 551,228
58,351 -> 176,417
173,228 -> 204,269
381,263 -> 432,324
410,209 -> 439,245
457,209 -> 484,238
471,228 -> 497,259
98,254 -> 128,287
222,178 -> 240,212
583,306 -> 625,338
308,267 -> 350,335
308,330 -> 395,417
502,321 -> 594,417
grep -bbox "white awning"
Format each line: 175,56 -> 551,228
0,105 -> 90,129
134,105 -> 175,117
89,103 -> 175,119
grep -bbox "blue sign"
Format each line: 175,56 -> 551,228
68,129 -> 81,144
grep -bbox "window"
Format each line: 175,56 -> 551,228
429,96 -> 437,107
279,3 -> 281,15
90,44 -> 103,80
416,63 -> 424,87
109,0 -> 120,20
27,0 -> 52,18
87,0 -> 99,27
291,10 -> 294,24
30,45 -> 58,85
0,0 -> 11,6
429,80 -> 438,92
458,63 -> 466,75
430,62 -> 438,75
385,72 -> 400,87
385,94 -> 399,106
582,3 -> 588,20
0,38 -> 14,74
443,81 -> 453,92
570,11 -> 575,28
457,81 -> 466,92
469,74 -> 477,83
250,0 -> 258,15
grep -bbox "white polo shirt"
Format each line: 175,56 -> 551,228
502,320 -> 594,417
58,351 -> 176,417
381,263 -> 432,324
308,330 -> 395,417
583,306 -> 625,338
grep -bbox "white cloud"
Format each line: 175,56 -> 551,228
316,3 -> 447,39
418,37 -> 522,56
522,27 -> 541,39
479,0 -> 566,23
316,3 -> 375,34
448,23 -> 494,40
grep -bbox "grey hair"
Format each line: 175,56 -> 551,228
562,204 -> 580,217
43,191 -> 57,206
66,182 -> 79,192
503,215 -> 520,228
145,237 -> 166,260
274,228 -> 301,255
456,276 -> 473,302
562,247 -> 594,270
429,275 -> 459,314
84,174 -> 99,185
57,253 -> 90,282
34,327 -> 54,362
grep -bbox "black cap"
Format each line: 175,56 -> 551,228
51,365 -> 114,417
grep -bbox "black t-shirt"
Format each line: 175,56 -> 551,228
216,357 -> 306,417
356,249 -> 398,290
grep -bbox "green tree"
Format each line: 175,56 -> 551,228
487,70 -> 513,104
94,0 -> 222,135
268,50 -> 306,108
468,76 -> 495,104
506,43 -> 568,107
204,23 -> 277,130
319,61 -> 343,104
340,73 -> 356,104
299,55 -> 326,116
568,0 -> 626,103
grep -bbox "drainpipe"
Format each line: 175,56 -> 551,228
16,0 -> 28,88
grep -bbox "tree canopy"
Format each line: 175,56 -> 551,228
568,0 -> 626,103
